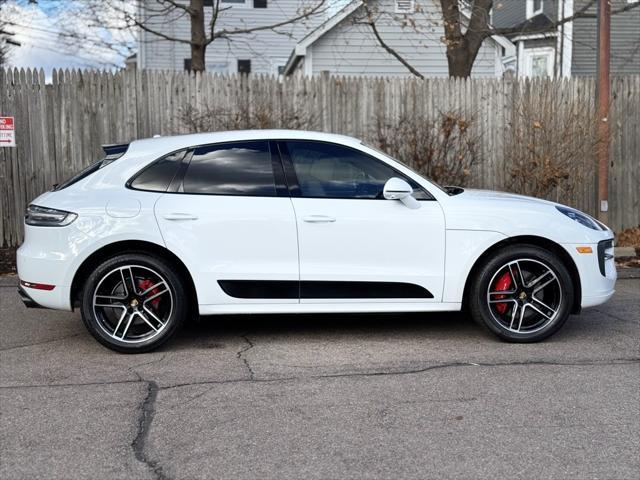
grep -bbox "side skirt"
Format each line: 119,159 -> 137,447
198,302 -> 462,316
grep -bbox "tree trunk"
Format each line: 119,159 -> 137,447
440,0 -> 491,78
446,43 -> 475,78
190,0 -> 206,72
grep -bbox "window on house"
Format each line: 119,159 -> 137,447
254,0 -> 267,8
523,47 -> 554,77
184,58 -> 192,71
221,0 -> 247,4
394,0 -> 415,14
238,59 -> 251,75
526,0 -> 543,19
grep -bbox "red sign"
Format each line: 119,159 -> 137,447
0,117 -> 16,147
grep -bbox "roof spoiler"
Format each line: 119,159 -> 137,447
102,143 -> 129,159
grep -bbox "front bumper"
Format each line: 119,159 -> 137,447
563,238 -> 616,308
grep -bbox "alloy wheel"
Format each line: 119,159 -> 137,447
92,265 -> 173,343
486,258 -> 563,334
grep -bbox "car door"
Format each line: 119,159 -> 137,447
278,140 -> 446,303
154,140 -> 299,306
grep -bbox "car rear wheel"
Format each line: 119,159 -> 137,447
80,253 -> 188,353
468,245 -> 574,342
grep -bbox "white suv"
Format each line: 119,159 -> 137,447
17,130 -> 616,352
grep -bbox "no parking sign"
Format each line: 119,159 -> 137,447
0,117 -> 16,147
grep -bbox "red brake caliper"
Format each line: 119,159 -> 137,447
138,278 -> 161,309
493,271 -> 512,314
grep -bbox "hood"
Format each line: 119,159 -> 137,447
458,188 -> 557,207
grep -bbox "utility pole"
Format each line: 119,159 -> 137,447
596,0 -> 610,224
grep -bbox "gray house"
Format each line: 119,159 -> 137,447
137,0 -> 329,75
284,0 -> 514,76
493,0 -> 640,77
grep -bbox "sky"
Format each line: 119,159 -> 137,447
1,0 -> 134,75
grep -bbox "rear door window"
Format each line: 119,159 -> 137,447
182,141 -> 276,196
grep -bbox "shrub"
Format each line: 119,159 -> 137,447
373,111 -> 480,187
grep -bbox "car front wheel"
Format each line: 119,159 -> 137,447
468,245 -> 574,342
80,253 -> 188,353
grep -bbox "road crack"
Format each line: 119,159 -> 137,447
237,333 -> 255,380
160,357 -> 640,410
132,380 -> 170,480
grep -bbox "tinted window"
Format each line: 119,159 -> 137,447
131,150 -> 185,192
182,141 -> 275,196
285,141 -> 430,200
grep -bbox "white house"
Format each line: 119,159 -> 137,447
137,0 -> 329,75
283,0 -> 514,77
137,0 -> 514,77
493,0 -> 640,77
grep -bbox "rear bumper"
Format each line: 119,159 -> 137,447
17,285 -> 47,309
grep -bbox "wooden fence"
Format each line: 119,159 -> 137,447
1,69 -> 638,247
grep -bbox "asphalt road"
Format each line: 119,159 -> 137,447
1,275 -> 639,480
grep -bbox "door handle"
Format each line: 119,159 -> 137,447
303,215 -> 336,223
162,213 -> 198,221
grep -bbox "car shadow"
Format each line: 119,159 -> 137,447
173,310 -> 483,345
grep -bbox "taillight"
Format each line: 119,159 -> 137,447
25,204 -> 77,227
20,280 -> 56,290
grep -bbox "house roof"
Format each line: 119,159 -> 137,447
283,0 -> 363,74
507,13 -> 556,37
283,0 -> 515,75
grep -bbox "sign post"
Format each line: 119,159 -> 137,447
0,117 -> 16,147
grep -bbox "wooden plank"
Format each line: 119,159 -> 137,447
1,71 -> 639,246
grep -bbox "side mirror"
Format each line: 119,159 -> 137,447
383,177 -> 420,209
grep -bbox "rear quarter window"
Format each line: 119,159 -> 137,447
129,150 -> 187,192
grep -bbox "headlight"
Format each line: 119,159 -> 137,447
25,204 -> 78,227
555,206 -> 602,230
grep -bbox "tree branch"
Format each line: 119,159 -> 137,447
212,0 -> 327,41
360,6 -> 424,79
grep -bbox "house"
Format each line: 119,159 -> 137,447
137,0 -> 330,75
493,0 -> 640,77
284,0 -> 514,77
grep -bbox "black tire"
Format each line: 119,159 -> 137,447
80,252 -> 188,353
468,245 -> 574,342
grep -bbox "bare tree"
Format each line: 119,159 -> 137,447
0,15 -> 21,67
362,0 -> 640,78
122,0 -> 328,72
